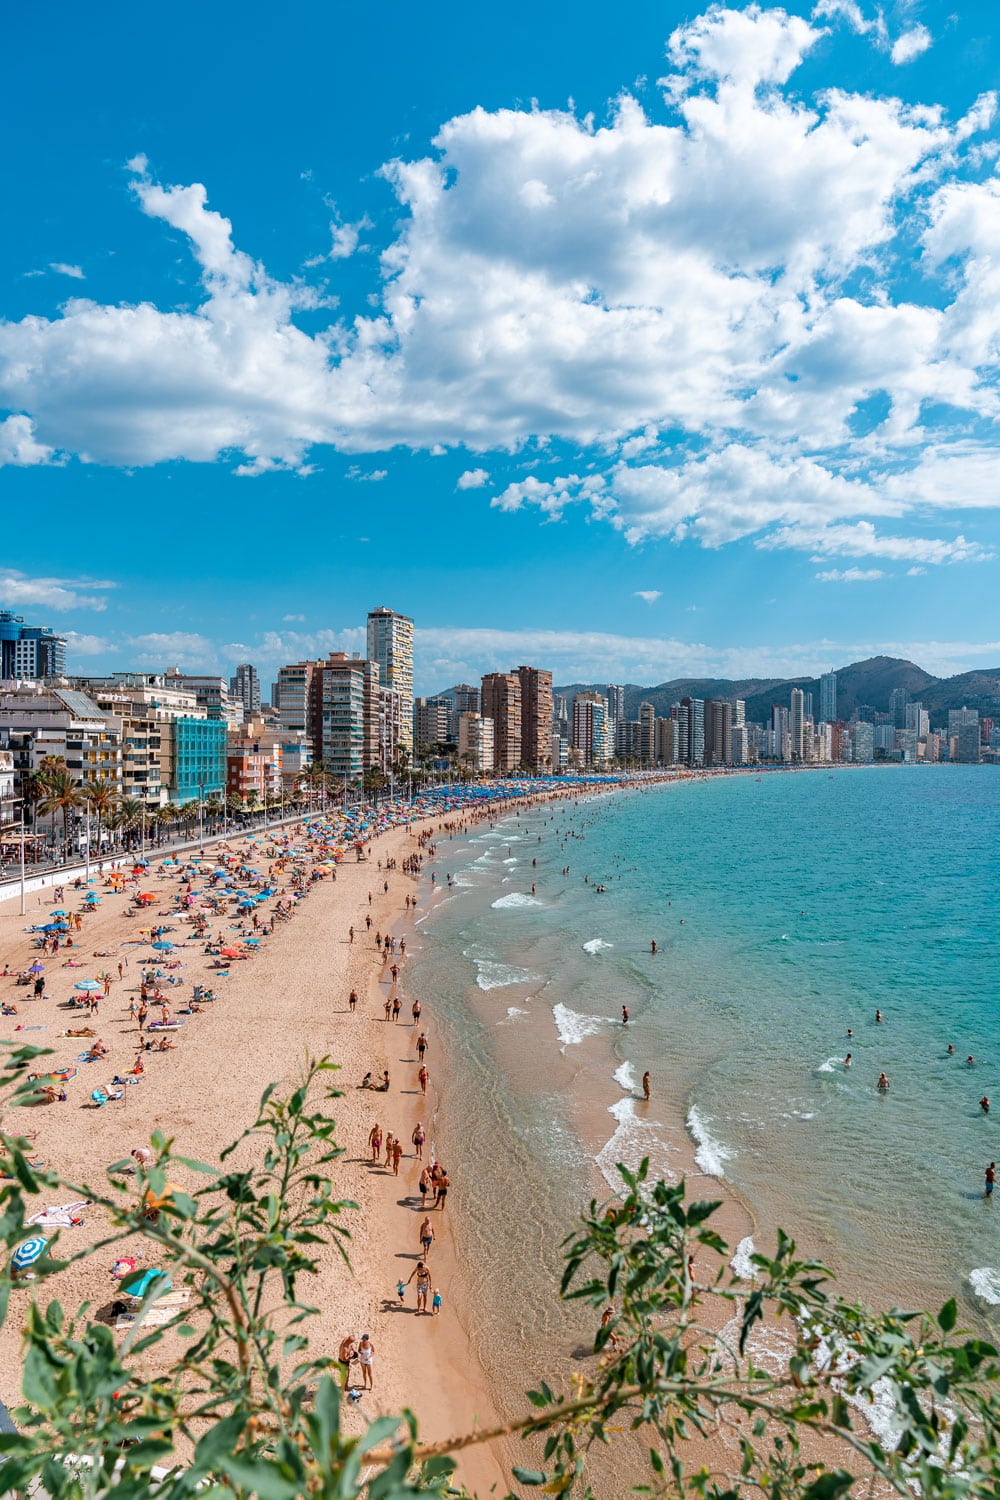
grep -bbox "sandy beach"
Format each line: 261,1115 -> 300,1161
0,809 -> 517,1491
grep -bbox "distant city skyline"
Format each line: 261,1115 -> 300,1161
3,1 -> 1000,687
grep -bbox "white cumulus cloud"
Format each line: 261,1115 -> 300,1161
891,25 -> 932,66
457,468 -> 490,489
0,569 -> 115,611
634,590 -> 662,602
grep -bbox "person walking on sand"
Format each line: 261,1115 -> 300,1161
435,1169 -> 450,1210
986,1162 -> 996,1197
392,1137 -> 403,1175
416,1032 -> 428,1063
418,1064 -> 429,1095
392,996 -> 401,1022
432,1287 -> 442,1316
412,999 -> 422,1024
349,926 -> 354,944
412,1121 -> 425,1159
349,988 -> 358,1012
391,962 -> 399,985
642,1071 -> 650,1101
369,1123 -> 382,1162
408,1261 -> 431,1314
357,1333 -> 375,1388
419,1165 -> 432,1207
384,997 -> 393,1021
419,1216 -> 435,1259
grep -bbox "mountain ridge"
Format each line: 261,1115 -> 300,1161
551,656 -> 1000,724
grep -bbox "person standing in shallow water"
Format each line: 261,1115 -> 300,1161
622,1005 -> 629,1025
642,1071 -> 650,1101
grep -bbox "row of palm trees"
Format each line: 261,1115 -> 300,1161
18,757 -> 308,863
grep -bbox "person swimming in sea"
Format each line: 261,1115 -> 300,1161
845,1053 -> 852,1068
981,1096 -> 991,1114
877,1071 -> 890,1090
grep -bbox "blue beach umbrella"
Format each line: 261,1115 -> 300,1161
123,1267 -> 171,1299
50,909 -> 68,917
28,961 -> 44,973
74,979 -> 102,992
12,1235 -> 48,1272
152,941 -> 173,951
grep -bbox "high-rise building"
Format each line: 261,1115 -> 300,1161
655,717 -> 677,766
457,711 -> 494,773
679,697 -> 705,767
889,687 -> 910,730
606,685 -> 626,727
704,699 -> 734,766
853,721 -> 874,764
166,672 -> 237,725
770,705 -> 790,762
0,611 -> 67,680
639,702 -> 656,766
819,671 -> 837,724
950,707 -> 981,764
367,607 -> 414,755
230,663 -> 261,716
572,692 -> 609,768
481,672 -> 522,772
790,688 -> 805,763
413,697 -> 451,753
318,654 -> 379,780
616,720 -> 642,762
276,660 -> 325,755
517,666 -> 553,771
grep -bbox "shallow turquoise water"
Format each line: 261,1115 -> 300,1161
409,766 -> 1000,1375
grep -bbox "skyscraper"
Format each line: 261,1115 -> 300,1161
0,611 -> 67,680
889,687 -> 910,730
480,672 -> 522,771
679,697 -> 704,767
517,666 -> 553,771
572,692 -> 609,768
606,684 -> 626,727
230,662 -> 261,715
638,701 -> 656,765
819,671 -> 837,724
790,688 -> 805,763
318,654 -> 379,779
704,699 -> 733,766
366,607 -> 414,754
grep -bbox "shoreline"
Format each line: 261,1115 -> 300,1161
0,781 -> 621,1497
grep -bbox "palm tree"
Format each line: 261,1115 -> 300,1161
19,769 -> 48,833
115,797 -> 145,849
38,769 -> 85,861
84,778 -> 120,855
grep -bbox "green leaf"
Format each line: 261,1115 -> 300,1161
220,1455 -> 300,1500
937,1298 -> 957,1333
512,1468 -> 547,1485
193,1412 -> 247,1471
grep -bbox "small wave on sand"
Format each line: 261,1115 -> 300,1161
552,1002 -> 606,1049
730,1236 -> 757,1280
475,959 -> 538,992
969,1267 -> 1000,1305
687,1105 -> 731,1177
582,937 -> 613,954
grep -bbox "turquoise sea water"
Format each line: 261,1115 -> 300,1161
407,766 -> 1000,1416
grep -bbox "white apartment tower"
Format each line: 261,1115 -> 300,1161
367,607 -> 414,755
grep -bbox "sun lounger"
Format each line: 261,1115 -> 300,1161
91,1086 -> 123,1107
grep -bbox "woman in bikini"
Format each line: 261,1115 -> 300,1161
408,1261 -> 431,1314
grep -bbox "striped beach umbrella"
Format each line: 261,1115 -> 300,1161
11,1235 -> 48,1272
74,980 -> 102,992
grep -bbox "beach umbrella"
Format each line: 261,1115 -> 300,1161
220,947 -> 240,958
244,938 -> 260,946
124,1265 -> 172,1298
50,909 -> 68,916
28,961 -> 44,973
11,1236 -> 48,1273
74,980 -> 102,992
152,941 -> 173,951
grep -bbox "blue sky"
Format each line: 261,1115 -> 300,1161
2,0 -> 999,692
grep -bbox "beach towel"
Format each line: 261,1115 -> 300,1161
27,1200 -> 89,1228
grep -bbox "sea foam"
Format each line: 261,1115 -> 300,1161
614,1060 -> 637,1092
596,1095 -> 677,1191
475,959 -> 538,992
491,892 -> 542,910
552,1002 -> 605,1049
969,1267 -> 1000,1305
730,1236 -> 758,1280
583,938 -> 614,954
687,1105 -> 731,1177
